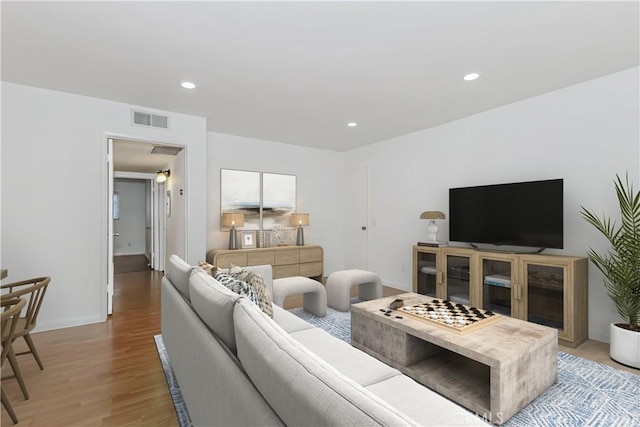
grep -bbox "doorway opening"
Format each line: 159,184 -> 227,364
113,177 -> 156,274
106,137 -> 185,316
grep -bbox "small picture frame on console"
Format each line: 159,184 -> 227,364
241,230 -> 257,249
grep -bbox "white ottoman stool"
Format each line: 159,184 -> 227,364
326,269 -> 383,311
272,276 -> 327,317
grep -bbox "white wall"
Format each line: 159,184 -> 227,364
1,82 -> 207,331
206,132 -> 345,276
344,67 -> 640,342
166,148 -> 187,266
113,179 -> 147,255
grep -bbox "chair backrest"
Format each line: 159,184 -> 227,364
0,277 -> 50,332
1,298 -> 27,364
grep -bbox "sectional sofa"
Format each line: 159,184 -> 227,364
161,255 -> 489,426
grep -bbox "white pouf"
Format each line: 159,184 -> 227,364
326,269 -> 382,312
273,276 -> 327,317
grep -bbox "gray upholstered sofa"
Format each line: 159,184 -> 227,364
161,255 -> 489,426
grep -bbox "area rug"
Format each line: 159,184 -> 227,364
155,303 -> 640,427
154,335 -> 193,427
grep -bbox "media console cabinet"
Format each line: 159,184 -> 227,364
207,245 -> 323,281
413,245 -> 588,348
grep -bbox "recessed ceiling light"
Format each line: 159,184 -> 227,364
347,122 -> 358,127
463,73 -> 480,81
181,81 -> 196,89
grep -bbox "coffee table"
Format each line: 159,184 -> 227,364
351,293 -> 557,425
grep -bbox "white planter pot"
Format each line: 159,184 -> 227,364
610,322 -> 640,369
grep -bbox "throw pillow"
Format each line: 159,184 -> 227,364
213,271 -> 262,311
198,260 -> 217,276
228,265 -> 274,318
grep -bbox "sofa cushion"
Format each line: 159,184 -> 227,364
189,269 -> 242,354
167,255 -> 194,301
289,328 -> 400,387
233,298 -> 419,426
365,375 -> 489,426
272,305 -> 316,334
228,265 -> 274,318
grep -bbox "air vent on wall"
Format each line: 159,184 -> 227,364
132,110 -> 170,129
150,145 -> 183,156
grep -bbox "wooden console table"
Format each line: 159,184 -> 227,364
207,245 -> 323,281
351,293 -> 558,425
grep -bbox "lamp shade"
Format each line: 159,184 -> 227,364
420,211 -> 446,220
290,213 -> 309,226
222,212 -> 245,227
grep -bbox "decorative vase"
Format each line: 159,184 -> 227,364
609,322 -> 640,369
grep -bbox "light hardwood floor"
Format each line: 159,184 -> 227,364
114,254 -> 151,274
3,270 -> 637,425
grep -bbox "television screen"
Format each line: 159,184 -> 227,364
449,179 -> 563,249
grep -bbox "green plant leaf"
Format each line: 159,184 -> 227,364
581,173 -> 640,331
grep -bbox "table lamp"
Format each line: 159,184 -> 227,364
420,211 -> 446,242
222,212 -> 245,250
290,213 -> 309,246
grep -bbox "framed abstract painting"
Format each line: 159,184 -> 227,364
220,169 -> 260,230
262,172 -> 296,230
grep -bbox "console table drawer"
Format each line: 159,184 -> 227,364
274,264 -> 300,279
300,247 -> 323,263
248,251 -> 275,266
299,262 -> 323,278
208,245 -> 323,281
275,249 -> 300,265
214,253 -> 247,268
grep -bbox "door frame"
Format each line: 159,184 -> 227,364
107,138 -> 114,315
102,133 -> 184,319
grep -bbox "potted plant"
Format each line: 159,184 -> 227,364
581,173 -> 640,368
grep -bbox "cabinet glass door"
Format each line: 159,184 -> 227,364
481,259 -> 513,316
445,255 -> 470,304
416,251 -> 437,297
526,264 -> 564,330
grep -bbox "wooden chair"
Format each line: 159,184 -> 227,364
1,297 -> 27,424
0,277 -> 51,370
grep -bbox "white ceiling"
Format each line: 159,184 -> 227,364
2,1 -> 639,152
112,139 -> 182,173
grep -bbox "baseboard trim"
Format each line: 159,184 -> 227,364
34,315 -> 104,333
381,278 -> 411,293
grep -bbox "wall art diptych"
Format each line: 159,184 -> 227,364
220,169 -> 296,233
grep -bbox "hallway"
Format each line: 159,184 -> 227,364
114,255 -> 151,275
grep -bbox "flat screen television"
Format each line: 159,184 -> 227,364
449,179 -> 563,249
